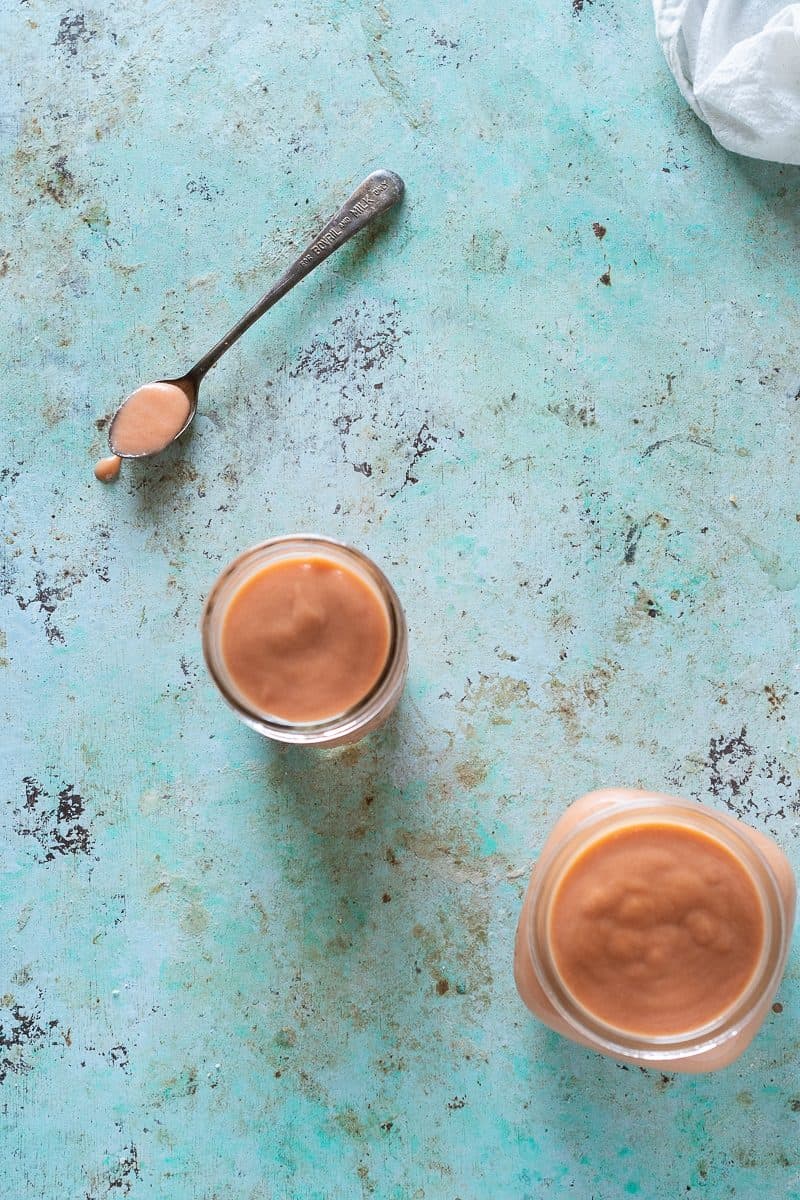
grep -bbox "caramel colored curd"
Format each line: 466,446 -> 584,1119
514,789 -> 796,1071
96,381 -> 193,481
111,381 -> 192,456
549,823 -> 764,1037
220,555 -> 391,724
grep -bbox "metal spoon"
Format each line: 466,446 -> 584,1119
104,169 -> 404,463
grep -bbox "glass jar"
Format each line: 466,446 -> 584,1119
201,534 -> 408,747
514,788 -> 796,1072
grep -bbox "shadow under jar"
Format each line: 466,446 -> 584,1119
514,789 -> 796,1072
201,535 -> 408,747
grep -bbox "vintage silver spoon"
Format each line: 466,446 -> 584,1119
95,169 -> 404,480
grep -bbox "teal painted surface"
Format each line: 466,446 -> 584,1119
1,0 -> 799,1196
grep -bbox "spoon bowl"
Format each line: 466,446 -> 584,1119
108,376 -> 198,459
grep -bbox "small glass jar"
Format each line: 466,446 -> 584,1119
514,788 -> 796,1072
201,534 -> 408,747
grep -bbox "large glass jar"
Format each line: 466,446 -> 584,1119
514,788 -> 796,1072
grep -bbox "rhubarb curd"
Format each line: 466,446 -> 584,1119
514,789 -> 796,1071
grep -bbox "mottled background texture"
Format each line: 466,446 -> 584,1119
2,1 -> 800,1197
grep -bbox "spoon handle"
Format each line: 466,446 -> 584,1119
190,169 -> 404,380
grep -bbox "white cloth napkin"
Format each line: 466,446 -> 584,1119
653,0 -> 800,164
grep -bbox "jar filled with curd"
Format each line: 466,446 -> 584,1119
201,535 -> 408,746
514,788 -> 796,1072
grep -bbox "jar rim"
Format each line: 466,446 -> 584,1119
525,796 -> 787,1062
201,534 -> 408,745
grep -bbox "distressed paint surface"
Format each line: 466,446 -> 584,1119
1,0 -> 799,1196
